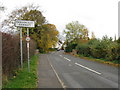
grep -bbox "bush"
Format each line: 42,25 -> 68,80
65,44 -> 73,52
2,33 -> 20,78
64,43 -> 77,52
2,32 -> 36,82
75,36 -> 120,63
90,40 -> 108,58
105,42 -> 118,61
76,44 -> 90,57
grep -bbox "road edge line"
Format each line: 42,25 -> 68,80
47,55 -> 67,89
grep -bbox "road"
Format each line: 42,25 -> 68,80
38,50 -> 118,89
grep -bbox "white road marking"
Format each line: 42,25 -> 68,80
64,57 -> 71,61
59,55 -> 101,75
59,55 -> 71,61
47,55 -> 67,88
75,63 -> 101,75
60,55 -> 62,57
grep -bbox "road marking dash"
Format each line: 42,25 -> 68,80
60,55 -> 62,57
75,63 -> 101,75
64,57 -> 71,61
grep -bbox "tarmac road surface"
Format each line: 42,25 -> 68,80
38,50 -> 118,89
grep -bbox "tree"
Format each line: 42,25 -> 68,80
21,9 -> 46,37
2,4 -> 45,33
64,21 -> 89,43
82,29 -> 89,40
22,9 -> 59,52
91,32 -> 96,39
2,4 -> 59,52
22,10 -> 45,25
37,24 -> 59,52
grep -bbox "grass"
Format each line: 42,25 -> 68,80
3,55 -> 39,88
77,54 -> 120,67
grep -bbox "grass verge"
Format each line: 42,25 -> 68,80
76,54 -> 120,67
3,55 -> 39,88
64,52 -> 120,67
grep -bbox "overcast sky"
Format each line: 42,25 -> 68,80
1,0 -> 119,39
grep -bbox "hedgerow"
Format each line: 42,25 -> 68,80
2,32 -> 36,83
65,35 -> 120,63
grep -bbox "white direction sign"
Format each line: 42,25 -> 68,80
15,20 -> 35,27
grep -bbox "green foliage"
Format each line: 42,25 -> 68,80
36,24 -> 59,53
63,22 -> 119,63
22,10 -> 59,53
22,10 -> 45,25
117,37 -> 120,43
75,35 -> 120,63
3,55 -> 39,88
76,44 -> 90,57
65,43 -> 77,52
2,4 -> 59,53
65,45 -> 73,52
90,40 -> 108,58
64,21 -> 89,43
2,4 -> 42,31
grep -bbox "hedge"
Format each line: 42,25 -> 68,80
65,36 -> 120,63
76,38 -> 120,62
2,32 -> 36,82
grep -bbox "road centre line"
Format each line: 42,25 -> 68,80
60,55 -> 62,57
59,55 -> 71,62
64,57 -> 71,61
59,55 -> 101,75
75,63 -> 101,75
59,55 -> 71,61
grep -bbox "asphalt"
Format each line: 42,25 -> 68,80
38,54 -> 62,88
38,51 -> 119,89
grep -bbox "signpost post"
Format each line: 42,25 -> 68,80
20,27 -> 23,68
15,20 -> 35,72
26,28 -> 30,72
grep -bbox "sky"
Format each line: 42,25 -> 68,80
1,0 -> 120,39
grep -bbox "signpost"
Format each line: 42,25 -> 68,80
20,27 -> 23,68
15,20 -> 35,27
15,20 -> 35,72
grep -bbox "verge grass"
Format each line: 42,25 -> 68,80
77,54 -> 120,67
3,55 -> 39,88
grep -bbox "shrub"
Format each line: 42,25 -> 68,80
90,41 -> 108,58
105,42 -> 118,61
65,44 -> 73,52
2,32 -> 36,82
76,36 -> 120,63
65,43 -> 77,52
76,44 -> 90,57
